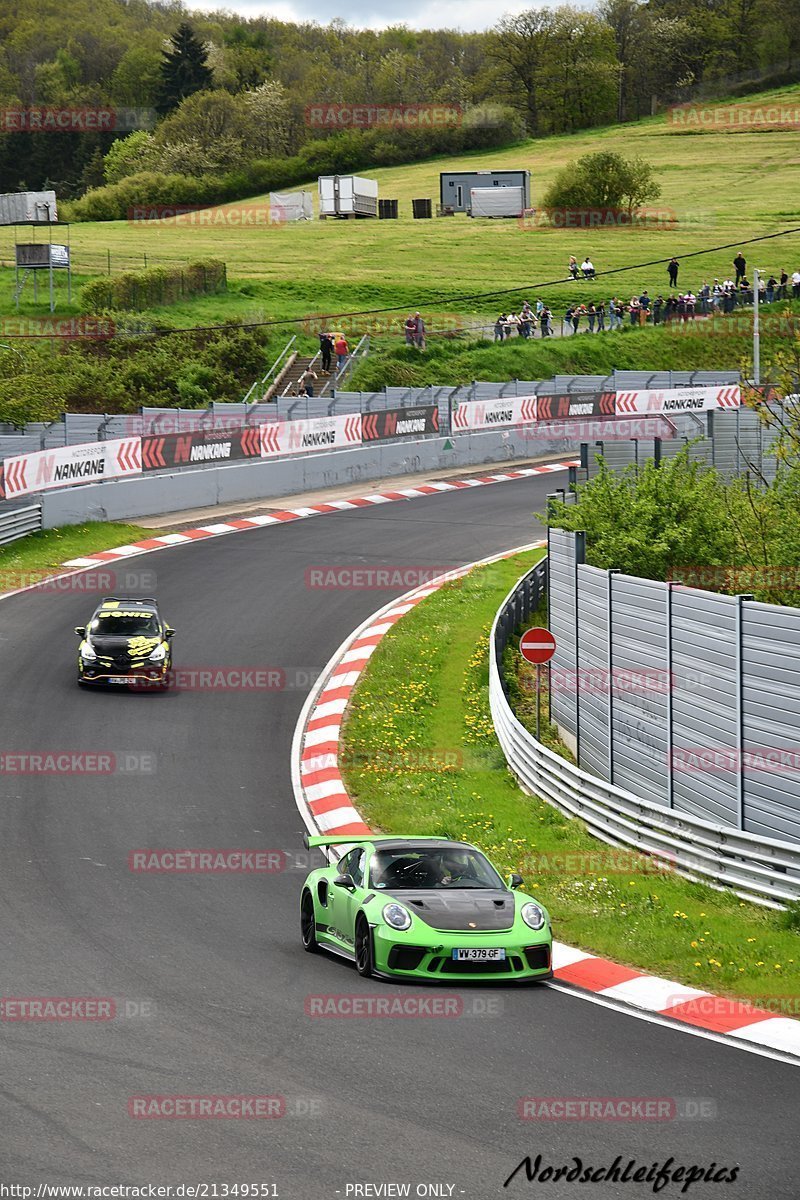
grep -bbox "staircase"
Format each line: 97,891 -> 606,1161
279,352 -> 338,398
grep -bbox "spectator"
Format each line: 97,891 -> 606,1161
535,297 -> 544,317
333,333 -> 349,369
677,294 -> 687,322
519,301 -> 534,337
494,314 -> 507,341
792,269 -> 800,299
638,290 -> 650,325
668,258 -> 679,288
699,282 -> 710,316
652,295 -> 664,325
587,302 -> 596,333
685,291 -> 696,320
596,301 -> 605,332
766,275 -> 777,304
712,279 -> 723,310
779,269 -> 789,300
413,312 -> 426,349
581,257 -> 595,279
629,296 -> 640,326
739,278 -> 752,305
572,305 -> 584,334
540,306 -> 553,337
608,297 -> 621,330
564,305 -> 574,333
404,315 -> 416,345
505,311 -> 520,338
568,256 -> 579,279
665,295 -> 677,323
298,367 -> 317,397
733,251 -> 747,285
319,331 -> 333,373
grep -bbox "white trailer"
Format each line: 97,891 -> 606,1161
469,186 -> 526,218
318,175 -> 378,218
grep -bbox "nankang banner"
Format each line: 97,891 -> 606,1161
362,405 -> 439,441
452,396 -> 537,431
615,385 -> 741,415
260,414 -> 362,458
0,438 -> 141,499
536,392 -> 616,421
141,427 -> 262,471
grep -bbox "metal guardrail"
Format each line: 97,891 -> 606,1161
489,559 -> 800,909
0,502 -> 42,546
243,336 -> 297,406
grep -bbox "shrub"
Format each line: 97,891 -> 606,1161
79,260 -> 226,313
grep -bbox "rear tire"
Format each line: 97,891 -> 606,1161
301,890 -> 319,953
355,916 -> 374,978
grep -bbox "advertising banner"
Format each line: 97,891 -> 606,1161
0,438 -> 141,499
362,405 -> 439,441
452,396 -> 537,431
141,427 -> 262,471
536,392 -> 616,421
615,385 -> 741,415
260,415 -> 362,457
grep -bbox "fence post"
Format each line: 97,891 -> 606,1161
574,530 -> 586,764
666,581 -> 675,807
107,249 -> 111,276
735,592 -> 754,830
608,569 -> 620,784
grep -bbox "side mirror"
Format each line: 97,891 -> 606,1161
74,626 -> 86,637
165,628 -> 176,638
508,872 -> 524,890
333,873 -> 356,891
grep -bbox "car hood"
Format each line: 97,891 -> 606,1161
382,888 -> 516,931
89,635 -> 161,658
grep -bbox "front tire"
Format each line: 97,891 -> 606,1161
354,916 -> 374,978
301,890 -> 319,953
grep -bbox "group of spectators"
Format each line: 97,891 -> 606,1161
559,250 -> 800,336
493,299 -> 555,340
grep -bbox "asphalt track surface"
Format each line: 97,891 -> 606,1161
0,473 -> 796,1199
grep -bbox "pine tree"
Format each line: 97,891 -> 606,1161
156,24 -> 213,117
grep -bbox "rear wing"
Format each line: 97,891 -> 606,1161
303,833 -> 372,851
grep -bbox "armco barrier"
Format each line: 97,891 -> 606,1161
490,560 -> 800,908
0,502 -> 42,546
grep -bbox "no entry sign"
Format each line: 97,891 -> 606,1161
519,627 -> 556,665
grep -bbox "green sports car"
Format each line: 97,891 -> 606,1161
300,834 -> 553,982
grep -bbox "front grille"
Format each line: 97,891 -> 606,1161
524,945 -> 551,971
388,946 -> 427,972
435,957 -> 517,975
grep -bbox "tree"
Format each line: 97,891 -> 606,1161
103,131 -> 157,183
243,79 -> 291,157
542,150 -> 660,214
156,23 -> 213,117
489,10 -> 553,135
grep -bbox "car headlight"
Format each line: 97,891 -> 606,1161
382,902 -> 412,931
148,643 -> 167,662
521,902 -> 546,930
80,642 -> 97,661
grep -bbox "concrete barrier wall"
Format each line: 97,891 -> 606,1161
40,429 -> 573,528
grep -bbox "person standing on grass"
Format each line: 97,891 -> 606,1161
779,269 -> 788,300
629,296 -> 640,326
699,282 -> 710,316
413,312 -> 426,349
587,303 -> 596,333
571,305 -> 583,334
792,270 -> 800,299
541,306 -> 552,337
494,314 -> 507,341
404,315 -> 416,345
638,290 -> 650,325
766,275 -> 776,303
596,301 -> 605,332
653,295 -> 664,325
733,251 -> 747,285
668,257 -> 679,288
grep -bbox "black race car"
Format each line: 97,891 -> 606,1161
75,597 -> 175,689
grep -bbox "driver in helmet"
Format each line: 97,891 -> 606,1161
436,849 -> 473,886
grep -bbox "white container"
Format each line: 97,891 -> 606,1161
318,175 -> 378,218
469,186 -> 525,218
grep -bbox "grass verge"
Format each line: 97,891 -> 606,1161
340,549 -> 800,1009
0,522 -> 165,584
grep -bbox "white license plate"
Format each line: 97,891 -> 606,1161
452,948 -> 506,962
108,677 -> 129,684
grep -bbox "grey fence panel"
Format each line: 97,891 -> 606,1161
609,574 -> 669,807
0,436 -> 41,456
0,502 -> 42,546
548,529 -> 581,741
574,565 -> 611,781
64,414 -> 105,444
741,601 -> 800,842
671,589 -> 740,826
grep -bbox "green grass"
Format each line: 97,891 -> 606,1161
0,522 -> 164,583
2,82 -> 799,354
341,550 -> 800,1010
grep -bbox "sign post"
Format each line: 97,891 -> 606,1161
519,628 -> 557,741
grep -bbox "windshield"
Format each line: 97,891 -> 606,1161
90,613 -> 160,637
369,846 -> 504,891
